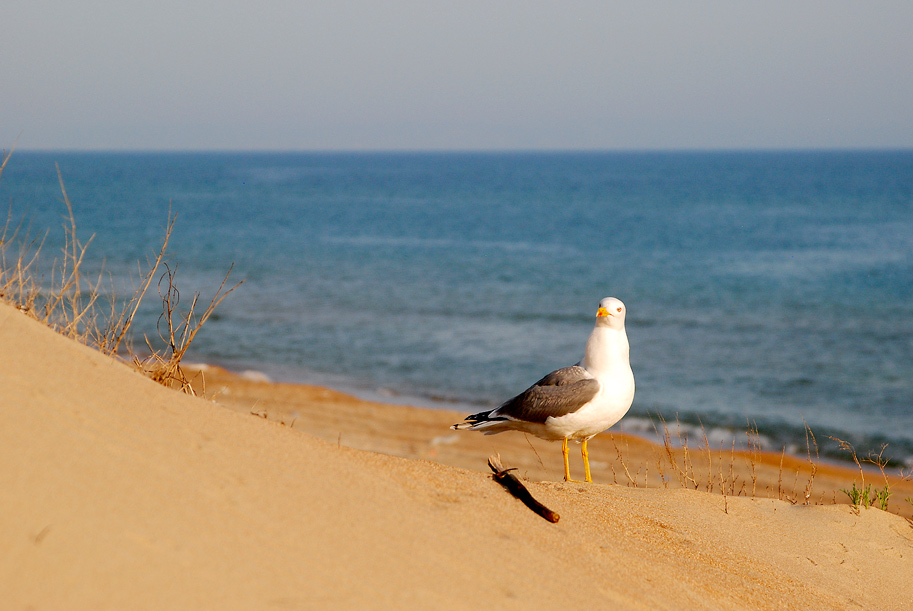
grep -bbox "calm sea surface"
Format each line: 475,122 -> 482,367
3,151 -> 912,465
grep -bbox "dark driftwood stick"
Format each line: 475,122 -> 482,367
488,455 -> 560,523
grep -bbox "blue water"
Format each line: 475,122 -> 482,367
3,151 -> 912,465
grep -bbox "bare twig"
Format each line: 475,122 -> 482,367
829,436 -> 865,488
101,210 -> 176,355
136,262 -> 242,393
488,455 -> 559,523
803,422 -> 819,505
610,433 -> 637,487
523,433 -> 547,475
746,419 -> 760,498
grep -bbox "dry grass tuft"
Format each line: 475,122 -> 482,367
0,149 -> 240,393
96,212 -> 175,356
624,415 -> 824,508
601,415 -> 912,518
134,262 -> 241,394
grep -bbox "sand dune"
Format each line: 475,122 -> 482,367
2,301 -> 912,609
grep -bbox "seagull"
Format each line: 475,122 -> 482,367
452,297 -> 635,483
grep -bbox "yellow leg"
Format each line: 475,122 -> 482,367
582,439 -> 592,483
562,438 -> 584,483
562,437 -> 572,481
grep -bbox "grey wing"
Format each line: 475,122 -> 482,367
494,365 -> 600,424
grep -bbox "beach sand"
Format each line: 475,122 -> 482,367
2,300 -> 912,609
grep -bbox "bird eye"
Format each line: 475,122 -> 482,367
616,307 -> 622,312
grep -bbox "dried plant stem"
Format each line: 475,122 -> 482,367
700,422 -> 712,493
1,150 -> 239,395
137,262 -> 242,393
657,414 -> 699,489
778,447 -> 786,501
803,422 -> 819,505
101,211 -> 175,355
829,436 -> 866,488
610,434 -> 637,487
0,140 -> 16,178
746,420 -> 760,498
523,434 -> 547,475
39,164 -> 100,339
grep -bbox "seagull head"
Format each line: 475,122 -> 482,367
595,297 -> 627,328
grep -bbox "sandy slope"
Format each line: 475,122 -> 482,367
2,301 -> 912,610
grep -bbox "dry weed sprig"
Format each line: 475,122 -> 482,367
1,146 -> 46,312
830,436 -> 866,487
864,444 -> 893,511
719,449 -> 730,514
723,439 -> 737,498
803,422 -> 819,505
777,446 -> 786,501
609,433 -> 638,487
658,414 -> 686,487
787,465 -> 801,505
656,456 -> 669,488
136,262 -> 242,394
865,444 -> 890,485
523,433 -> 548,476
647,414 -> 671,488
1,149 -> 240,395
2,163 -> 105,340
0,208 -> 46,312
830,437 -> 895,511
658,415 -> 700,489
42,164 -> 101,339
698,419 -> 712,493
746,419 -> 760,497
98,210 -> 175,355
679,419 -> 699,489
0,136 -> 21,182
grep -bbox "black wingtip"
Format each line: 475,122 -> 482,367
463,409 -> 509,425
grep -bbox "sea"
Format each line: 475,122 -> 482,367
2,150 -> 912,467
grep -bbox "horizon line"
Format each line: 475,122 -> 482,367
8,146 -> 913,156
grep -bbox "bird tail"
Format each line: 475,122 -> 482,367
451,409 -> 508,432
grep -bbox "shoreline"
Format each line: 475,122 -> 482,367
189,360 -> 913,475
185,362 -> 913,519
196,348 -> 913,471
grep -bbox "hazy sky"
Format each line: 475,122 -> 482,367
3,1 -> 912,150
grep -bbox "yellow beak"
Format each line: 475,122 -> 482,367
596,307 -> 611,317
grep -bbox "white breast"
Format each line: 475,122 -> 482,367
544,322 -> 635,441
